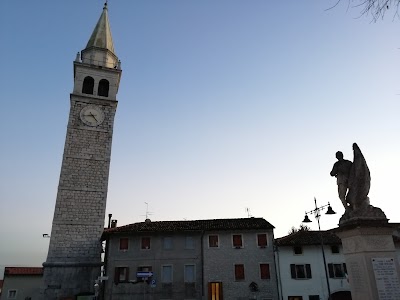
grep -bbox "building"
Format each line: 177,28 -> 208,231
275,230 -> 352,300
42,3 -> 121,299
0,267 -> 43,300
102,217 -> 279,300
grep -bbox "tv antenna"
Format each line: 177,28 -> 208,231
245,207 -> 253,218
142,202 -> 153,220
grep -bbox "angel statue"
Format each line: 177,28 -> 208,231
330,143 -> 370,211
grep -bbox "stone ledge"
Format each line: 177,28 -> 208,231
43,261 -> 102,267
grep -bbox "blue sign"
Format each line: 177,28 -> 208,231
137,271 -> 153,278
150,279 -> 156,288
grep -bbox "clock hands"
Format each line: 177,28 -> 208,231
81,106 -> 104,126
84,112 -> 98,123
89,112 -> 98,122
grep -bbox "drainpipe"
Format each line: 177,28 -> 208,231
273,238 -> 283,300
201,230 -> 205,299
102,214 -> 112,300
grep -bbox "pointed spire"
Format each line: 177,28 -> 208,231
85,3 -> 115,54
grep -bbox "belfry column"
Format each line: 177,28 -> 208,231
42,4 -> 122,299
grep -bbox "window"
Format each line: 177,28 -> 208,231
293,246 -> 303,255
328,263 -> 347,278
82,76 -> 94,94
163,236 -> 173,250
260,263 -> 271,279
161,265 -> 173,283
288,297 -> 303,300
119,238 -> 128,251
234,264 -> 245,280
290,264 -> 312,279
232,234 -> 243,248
184,264 -> 195,282
331,245 -> 340,254
208,235 -> 219,247
309,296 -> 319,300
98,79 -> 109,97
185,236 -> 194,249
257,233 -> 268,248
7,290 -> 17,299
114,267 -> 129,283
141,237 -> 150,249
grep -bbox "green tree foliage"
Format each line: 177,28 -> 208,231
288,224 -> 311,235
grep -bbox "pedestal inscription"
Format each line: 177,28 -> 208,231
372,258 -> 400,300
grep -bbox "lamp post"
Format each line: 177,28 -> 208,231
302,198 -> 336,300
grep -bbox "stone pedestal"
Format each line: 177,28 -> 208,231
336,219 -> 400,300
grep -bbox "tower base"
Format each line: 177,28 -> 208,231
42,262 -> 101,300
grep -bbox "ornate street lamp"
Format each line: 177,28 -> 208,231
302,198 -> 336,300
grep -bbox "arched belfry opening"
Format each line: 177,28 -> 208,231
98,79 -> 109,97
82,76 -> 94,94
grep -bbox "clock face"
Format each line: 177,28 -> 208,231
80,105 -> 105,126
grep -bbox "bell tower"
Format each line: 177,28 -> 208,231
43,4 -> 121,299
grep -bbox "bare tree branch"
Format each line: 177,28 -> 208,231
329,0 -> 400,21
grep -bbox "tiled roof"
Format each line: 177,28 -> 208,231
4,267 -> 43,276
275,230 -> 341,246
103,217 -> 274,237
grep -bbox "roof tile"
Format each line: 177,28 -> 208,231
103,218 -> 274,237
275,230 -> 341,246
4,267 -> 43,276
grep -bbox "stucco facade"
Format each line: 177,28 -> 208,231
0,268 -> 43,300
275,231 -> 352,300
102,218 -> 278,300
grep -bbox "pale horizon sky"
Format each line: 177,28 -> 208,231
1,1 -> 399,277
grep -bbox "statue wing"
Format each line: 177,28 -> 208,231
346,143 -> 370,208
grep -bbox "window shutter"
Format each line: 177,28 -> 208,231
290,264 -> 296,278
142,237 -> 150,249
233,235 -> 242,247
305,264 -> 312,278
235,264 -> 245,280
120,238 -> 128,250
343,263 -> 347,274
126,267 -> 129,281
328,263 -> 334,278
114,268 -> 120,284
260,264 -> 270,279
257,234 -> 267,247
209,235 -> 218,247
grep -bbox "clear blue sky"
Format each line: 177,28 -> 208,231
1,1 -> 399,275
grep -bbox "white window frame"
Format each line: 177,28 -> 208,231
163,236 -> 173,250
232,234 -> 243,249
161,264 -> 173,283
328,263 -> 346,278
184,264 -> 196,283
185,236 -> 195,249
208,234 -> 219,248
257,233 -> 268,248
290,264 -> 312,279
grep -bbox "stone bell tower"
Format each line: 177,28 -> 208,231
42,4 -> 121,299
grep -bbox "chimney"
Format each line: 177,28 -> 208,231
107,214 -> 112,228
111,220 -> 117,228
